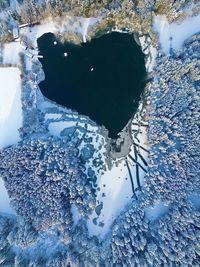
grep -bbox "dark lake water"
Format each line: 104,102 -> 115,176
37,32 -> 146,139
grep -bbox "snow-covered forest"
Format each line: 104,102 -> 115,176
0,0 -> 199,266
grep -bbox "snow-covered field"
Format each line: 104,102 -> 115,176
154,13 -> 200,54
0,67 -> 22,215
0,67 -> 22,149
0,179 -> 15,215
3,42 -> 22,65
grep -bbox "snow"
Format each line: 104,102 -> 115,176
45,113 -> 62,120
47,113 -> 149,239
0,67 -> 22,149
170,13 -> 200,50
0,179 -> 15,215
139,36 -> 157,72
188,193 -> 200,210
154,15 -> 171,54
154,13 -> 200,54
87,113 -> 149,238
48,119 -> 98,136
21,20 -> 57,48
71,204 -> 81,226
87,160 -> 133,237
48,121 -> 77,136
146,45 -> 157,72
3,42 -> 22,65
81,18 -> 91,43
144,202 -> 169,222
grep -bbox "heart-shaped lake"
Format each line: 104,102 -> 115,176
37,32 -> 146,139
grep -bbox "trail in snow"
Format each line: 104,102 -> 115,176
154,13 -> 200,54
82,18 -> 91,43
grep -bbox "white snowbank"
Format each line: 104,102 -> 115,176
3,42 -> 22,65
0,179 -> 15,214
0,67 -> 22,149
144,202 -> 169,222
154,13 -> 200,54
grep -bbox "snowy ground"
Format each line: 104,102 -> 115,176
154,13 -> 200,54
0,67 -> 22,215
0,67 -> 22,149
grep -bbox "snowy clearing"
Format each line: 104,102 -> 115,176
0,179 -> 15,215
0,67 -> 22,149
154,13 -> 200,54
